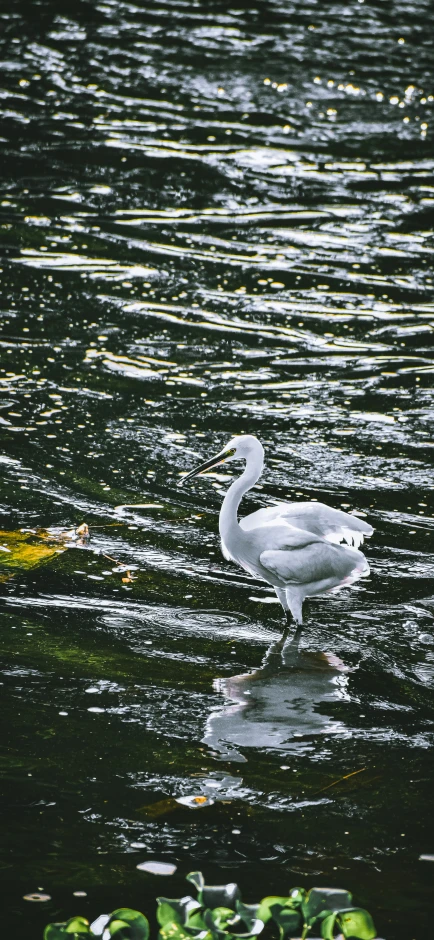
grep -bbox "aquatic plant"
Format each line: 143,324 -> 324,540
43,870 -> 378,940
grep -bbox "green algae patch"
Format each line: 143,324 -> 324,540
0,529 -> 66,569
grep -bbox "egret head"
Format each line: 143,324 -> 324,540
177,434 -> 263,486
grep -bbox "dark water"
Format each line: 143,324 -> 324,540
1,1 -> 434,937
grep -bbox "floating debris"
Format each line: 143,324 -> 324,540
23,892 -> 51,902
73,522 -> 90,542
114,503 -> 164,512
136,860 -> 177,876
175,795 -> 215,809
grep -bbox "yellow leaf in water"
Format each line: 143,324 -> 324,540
193,796 -> 208,805
121,569 -> 136,583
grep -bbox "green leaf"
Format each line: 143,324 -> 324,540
210,907 -> 239,929
302,888 -> 353,926
186,872 -> 241,911
44,918 -> 91,939
203,885 -> 241,911
186,872 -> 205,894
243,920 -> 264,938
156,897 -> 201,928
286,888 -> 306,907
256,897 -> 294,925
187,909 -> 208,932
321,911 -> 340,939
108,908 -> 150,940
202,915 -> 218,940
108,920 -> 131,939
235,901 -> 260,931
44,928 -> 68,940
269,905 -> 301,939
65,918 -> 91,935
159,921 -> 205,940
203,906 -> 241,940
321,908 -> 376,940
233,902 -> 264,937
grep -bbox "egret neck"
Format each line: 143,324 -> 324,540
219,437 -> 264,555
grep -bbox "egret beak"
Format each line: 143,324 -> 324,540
177,447 -> 235,486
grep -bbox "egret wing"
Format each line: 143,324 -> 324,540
241,501 -> 373,548
240,506 -> 283,531
260,534 -> 363,586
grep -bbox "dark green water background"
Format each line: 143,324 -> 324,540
1,1 -> 434,937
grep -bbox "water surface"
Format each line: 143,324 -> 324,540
1,1 -> 434,937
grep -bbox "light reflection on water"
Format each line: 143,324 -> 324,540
1,0 -> 434,937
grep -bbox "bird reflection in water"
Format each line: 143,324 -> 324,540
204,628 -> 351,762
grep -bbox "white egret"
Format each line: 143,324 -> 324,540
179,434 -> 372,624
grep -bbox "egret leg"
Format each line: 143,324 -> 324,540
275,587 -> 289,614
285,589 -> 304,626
273,586 -> 298,635
274,587 -> 292,629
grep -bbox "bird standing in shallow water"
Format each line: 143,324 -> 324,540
179,434 -> 372,625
